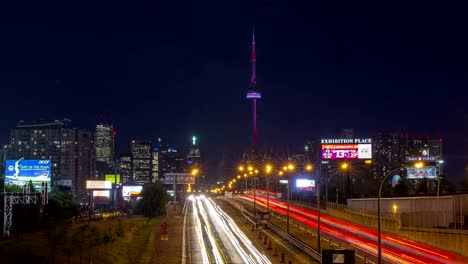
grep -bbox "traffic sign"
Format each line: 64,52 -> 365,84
162,173 -> 195,184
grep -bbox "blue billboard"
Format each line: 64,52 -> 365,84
5,159 -> 51,184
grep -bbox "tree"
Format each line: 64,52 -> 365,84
136,183 -> 168,218
393,179 -> 409,196
439,177 -> 457,194
46,186 -> 79,219
417,178 -> 429,194
462,177 -> 468,193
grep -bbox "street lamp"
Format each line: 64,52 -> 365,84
377,165 -> 414,264
305,164 -> 321,252
265,164 -> 273,212
285,163 -> 295,233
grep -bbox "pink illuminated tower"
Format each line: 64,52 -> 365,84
246,28 -> 261,146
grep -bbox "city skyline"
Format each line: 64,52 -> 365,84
0,1 -> 466,184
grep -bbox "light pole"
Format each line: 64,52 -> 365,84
436,160 -> 444,210
305,164 -> 321,252
265,164 -> 272,212
284,163 -> 295,233
377,163 -> 421,264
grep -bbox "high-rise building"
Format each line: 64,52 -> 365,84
95,124 -> 114,164
187,136 -> 201,168
119,154 -> 132,184
158,145 -> 187,177
152,148 -> 159,180
372,132 -> 443,179
6,119 -> 94,202
131,140 -> 152,185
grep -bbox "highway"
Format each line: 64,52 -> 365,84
241,195 -> 468,264
189,195 -> 271,264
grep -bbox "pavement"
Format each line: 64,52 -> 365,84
151,202 -> 203,264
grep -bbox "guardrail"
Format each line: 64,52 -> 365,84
242,209 -> 322,262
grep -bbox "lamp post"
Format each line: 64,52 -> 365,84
377,164 -> 421,264
265,164 -> 272,212
285,163 -> 295,233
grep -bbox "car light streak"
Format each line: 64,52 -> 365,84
189,195 -> 211,264
241,195 -> 468,264
194,195 -> 271,264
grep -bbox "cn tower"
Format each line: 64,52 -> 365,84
246,28 -> 261,146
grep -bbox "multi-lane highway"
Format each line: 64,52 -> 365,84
241,195 -> 468,264
187,195 -> 271,264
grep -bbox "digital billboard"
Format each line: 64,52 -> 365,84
296,179 -> 315,191
105,174 -> 121,184
406,166 -> 437,179
122,186 -> 143,201
86,180 -> 112,189
321,144 -> 372,160
5,159 -> 51,186
93,190 -> 111,197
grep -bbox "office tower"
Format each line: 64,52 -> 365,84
152,147 -> 159,180
119,154 -> 132,184
94,124 -> 114,164
131,140 -> 152,185
187,136 -> 201,168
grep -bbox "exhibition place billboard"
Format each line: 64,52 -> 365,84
321,138 -> 372,160
5,159 -> 51,185
406,166 -> 438,179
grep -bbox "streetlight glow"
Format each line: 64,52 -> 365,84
287,164 -> 295,171
306,164 -> 313,171
414,162 -> 424,169
341,163 -> 348,169
265,164 -> 272,173
238,166 -> 244,171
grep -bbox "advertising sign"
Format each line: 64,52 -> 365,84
321,144 -> 372,160
406,166 -> 437,179
5,159 -> 51,186
162,173 -> 195,184
105,174 -> 121,184
86,180 -> 112,189
296,179 -> 315,191
93,190 -> 110,197
122,186 -> 143,201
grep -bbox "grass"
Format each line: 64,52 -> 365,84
0,215 -> 163,264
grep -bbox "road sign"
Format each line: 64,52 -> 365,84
162,173 -> 195,184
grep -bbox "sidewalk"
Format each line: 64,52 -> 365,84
151,215 -> 184,263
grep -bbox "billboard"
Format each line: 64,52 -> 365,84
86,180 -> 112,189
296,179 -> 315,191
122,186 -> 143,201
162,173 -> 195,184
321,144 -> 372,160
93,190 -> 111,197
105,174 -> 121,184
5,159 -> 51,186
407,166 -> 437,179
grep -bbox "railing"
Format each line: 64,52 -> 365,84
242,209 -> 322,262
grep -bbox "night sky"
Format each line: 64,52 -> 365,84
0,1 -> 467,184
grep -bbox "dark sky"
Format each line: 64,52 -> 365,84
0,1 -> 467,183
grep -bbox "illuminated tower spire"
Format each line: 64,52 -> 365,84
250,26 -> 256,87
246,26 -> 261,146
